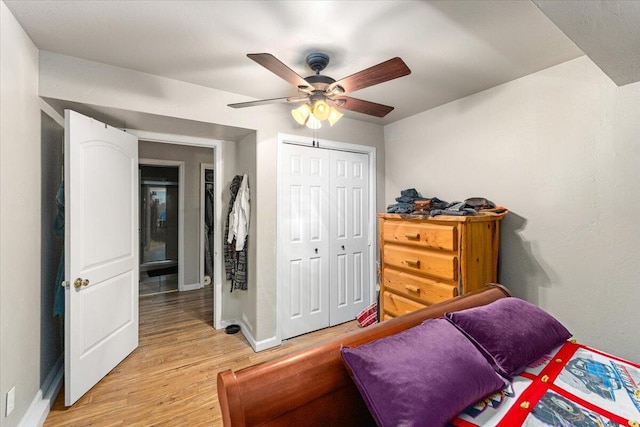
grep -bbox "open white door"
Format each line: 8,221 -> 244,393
64,110 -> 139,405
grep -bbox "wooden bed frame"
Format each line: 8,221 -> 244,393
217,284 -> 511,426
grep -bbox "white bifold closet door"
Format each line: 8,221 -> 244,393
280,143 -> 370,340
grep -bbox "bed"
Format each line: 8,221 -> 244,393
217,284 -> 640,427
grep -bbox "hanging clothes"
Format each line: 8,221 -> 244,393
227,174 -> 250,251
53,180 -> 65,317
204,183 -> 214,278
224,175 -> 249,291
224,175 -> 243,281
231,236 -> 248,292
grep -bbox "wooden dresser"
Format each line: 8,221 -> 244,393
378,213 -> 503,321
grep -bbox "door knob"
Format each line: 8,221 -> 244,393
341,245 -> 345,250
73,278 -> 90,289
314,248 -> 318,254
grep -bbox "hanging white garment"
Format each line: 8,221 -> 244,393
227,174 -> 250,250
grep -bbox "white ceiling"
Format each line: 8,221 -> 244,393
533,0 -> 640,87
4,1 -> 588,125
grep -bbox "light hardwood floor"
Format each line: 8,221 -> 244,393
44,285 -> 361,426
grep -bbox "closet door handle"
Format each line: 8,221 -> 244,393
404,233 -> 420,240
405,259 -> 420,268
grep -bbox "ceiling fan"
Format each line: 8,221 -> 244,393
228,52 -> 411,127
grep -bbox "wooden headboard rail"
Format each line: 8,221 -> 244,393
217,284 -> 511,427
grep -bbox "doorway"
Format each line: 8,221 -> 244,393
139,165 -> 180,295
130,130 -> 225,329
52,110 -> 230,407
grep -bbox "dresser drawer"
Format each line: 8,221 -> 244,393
383,268 -> 458,305
382,221 -> 457,251
382,291 -> 426,317
383,243 -> 458,281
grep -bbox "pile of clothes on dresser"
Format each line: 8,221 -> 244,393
386,188 -> 506,217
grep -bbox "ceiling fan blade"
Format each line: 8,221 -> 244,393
247,53 -> 313,91
330,96 -> 394,118
228,97 -> 297,108
328,57 -> 411,95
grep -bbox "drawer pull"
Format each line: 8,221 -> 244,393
387,293 -> 396,307
405,259 -> 420,268
404,284 -> 420,293
404,233 -> 420,240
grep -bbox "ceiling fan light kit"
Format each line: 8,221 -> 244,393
305,113 -> 322,130
228,52 -> 411,129
312,99 -> 331,121
292,103 -> 312,125
327,106 -> 343,126
291,100 -> 343,128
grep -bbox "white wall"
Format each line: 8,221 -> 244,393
37,51 -> 386,347
235,132 -> 258,338
1,3 -> 63,426
384,56 -> 640,361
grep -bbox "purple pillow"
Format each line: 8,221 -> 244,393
445,297 -> 572,377
340,318 -> 507,427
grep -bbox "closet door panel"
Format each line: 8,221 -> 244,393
329,150 -> 370,326
288,259 -> 302,317
279,144 -> 330,339
336,253 -> 348,307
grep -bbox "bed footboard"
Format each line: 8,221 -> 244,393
217,284 -> 511,426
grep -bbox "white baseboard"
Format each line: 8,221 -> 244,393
238,320 -> 280,352
18,356 -> 63,427
252,334 -> 280,352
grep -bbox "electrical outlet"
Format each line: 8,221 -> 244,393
6,386 -> 15,416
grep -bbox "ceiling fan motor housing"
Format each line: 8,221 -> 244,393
305,74 -> 336,92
